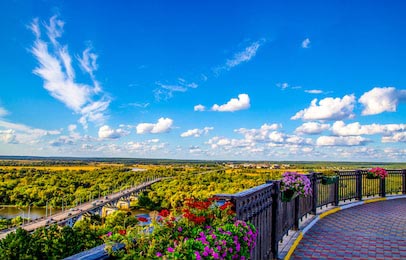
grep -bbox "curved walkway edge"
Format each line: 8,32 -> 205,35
283,195 -> 406,260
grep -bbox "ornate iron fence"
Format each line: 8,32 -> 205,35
215,169 -> 406,259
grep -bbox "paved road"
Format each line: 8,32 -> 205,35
291,199 -> 406,259
0,179 -> 161,240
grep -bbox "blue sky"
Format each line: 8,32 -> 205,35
0,0 -> 406,161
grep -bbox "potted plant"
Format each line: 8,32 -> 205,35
280,172 -> 312,202
366,167 -> 388,179
321,170 -> 338,185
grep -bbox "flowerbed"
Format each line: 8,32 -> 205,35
105,198 -> 257,259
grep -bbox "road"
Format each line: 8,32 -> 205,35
0,179 -> 161,240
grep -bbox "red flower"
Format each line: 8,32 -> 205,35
138,217 -> 148,222
159,209 -> 170,217
118,229 -> 126,235
220,201 -> 233,211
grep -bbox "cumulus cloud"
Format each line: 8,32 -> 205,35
0,120 -> 60,144
194,104 -> 206,112
316,135 -> 369,146
180,127 -> 213,137
382,132 -> 406,143
301,38 -> 311,48
98,125 -> 130,139
136,117 -> 173,134
235,123 -> 280,141
212,94 -> 250,112
295,122 -> 330,135
29,16 -> 110,128
0,129 -> 17,144
359,87 -> 406,115
331,121 -> 406,136
291,95 -> 355,121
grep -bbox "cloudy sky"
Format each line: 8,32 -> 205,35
0,1 -> 405,162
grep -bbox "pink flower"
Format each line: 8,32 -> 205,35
167,247 -> 174,253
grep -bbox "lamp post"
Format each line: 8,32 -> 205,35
28,202 -> 35,222
17,208 -> 24,226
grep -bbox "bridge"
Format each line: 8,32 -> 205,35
0,178 -> 162,240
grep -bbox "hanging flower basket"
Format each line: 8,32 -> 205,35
321,176 -> 338,185
366,167 -> 388,179
281,189 -> 298,202
366,172 -> 380,179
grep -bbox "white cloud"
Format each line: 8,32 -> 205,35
30,16 -> 110,128
331,121 -> 406,136
269,131 -> 284,143
225,40 -> 263,69
291,94 -> 355,121
235,123 -> 280,141
0,106 -> 9,117
98,125 -> 130,139
194,104 -> 206,112
359,87 -> 406,115
295,122 -> 330,135
276,82 -> 289,90
180,127 -> 213,137
211,94 -> 250,112
316,136 -> 369,146
382,132 -> 406,143
136,117 -> 173,134
0,120 -> 60,144
305,89 -> 323,94
155,79 -> 198,101
301,38 -> 311,48
0,129 -> 17,144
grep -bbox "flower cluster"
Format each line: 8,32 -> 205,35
104,198 -> 257,259
368,167 -> 388,179
281,172 -> 312,196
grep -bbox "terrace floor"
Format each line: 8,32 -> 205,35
290,198 -> 406,259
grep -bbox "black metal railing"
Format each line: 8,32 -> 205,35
68,169 -> 406,260
215,169 -> 406,259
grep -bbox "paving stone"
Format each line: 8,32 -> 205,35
291,199 -> 406,259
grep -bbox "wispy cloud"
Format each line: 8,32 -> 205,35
305,89 -> 323,94
211,94 -> 251,112
214,40 -> 265,74
154,79 -> 198,101
0,106 -> 8,117
301,38 -> 311,48
29,16 -> 110,128
226,40 -> 263,69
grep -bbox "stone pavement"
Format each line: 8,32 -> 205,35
290,198 -> 406,259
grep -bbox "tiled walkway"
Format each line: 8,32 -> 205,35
291,199 -> 406,259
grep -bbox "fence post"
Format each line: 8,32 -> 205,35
380,176 -> 386,197
356,170 -> 363,201
311,173 -> 317,214
270,180 -> 280,260
403,170 -> 406,195
334,174 -> 339,206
